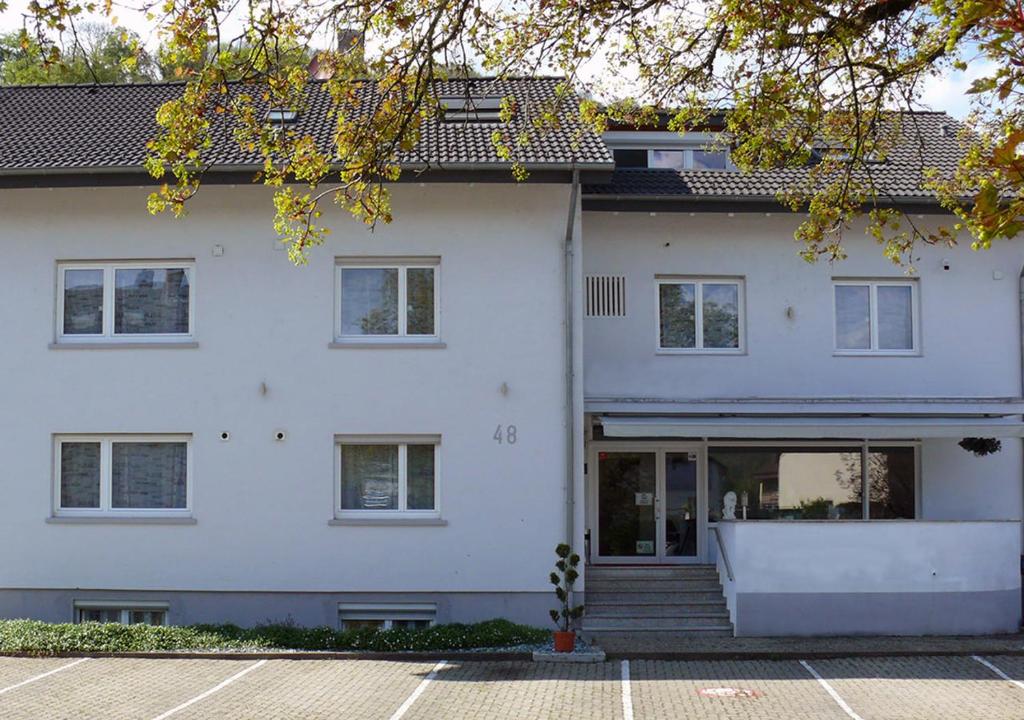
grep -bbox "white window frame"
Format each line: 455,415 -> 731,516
53,434 -> 193,519
335,435 -> 441,519
833,279 -> 919,355
656,276 -> 746,354
73,600 -> 169,625
334,257 -> 441,344
56,260 -> 196,344
338,603 -> 437,630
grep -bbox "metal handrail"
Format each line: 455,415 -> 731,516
710,526 -> 734,582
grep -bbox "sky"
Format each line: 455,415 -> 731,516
0,2 -> 986,120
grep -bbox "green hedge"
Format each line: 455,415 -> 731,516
0,618 -> 549,655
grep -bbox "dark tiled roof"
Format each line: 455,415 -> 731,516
584,112 -> 961,201
0,77 -> 612,174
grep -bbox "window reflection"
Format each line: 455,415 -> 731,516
708,447 -> 863,521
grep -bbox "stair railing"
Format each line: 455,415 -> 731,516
710,526 -> 734,582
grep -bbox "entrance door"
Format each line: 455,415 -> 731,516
593,445 -> 705,563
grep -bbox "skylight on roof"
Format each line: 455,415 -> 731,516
439,96 -> 503,123
266,108 -> 298,123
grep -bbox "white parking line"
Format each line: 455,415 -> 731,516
150,659 -> 267,720
972,655 -> 1024,691
0,657 -> 90,696
388,659 -> 448,720
800,659 -> 865,720
621,659 -> 634,720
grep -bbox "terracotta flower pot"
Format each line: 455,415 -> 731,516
553,630 -> 576,653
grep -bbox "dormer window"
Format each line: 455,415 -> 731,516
439,96 -> 502,123
613,147 -> 732,171
266,108 -> 298,123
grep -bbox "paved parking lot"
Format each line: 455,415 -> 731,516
2,653 -> 1024,719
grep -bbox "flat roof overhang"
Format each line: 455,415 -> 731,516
598,414 -> 1024,440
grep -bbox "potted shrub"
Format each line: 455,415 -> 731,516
549,543 -> 584,652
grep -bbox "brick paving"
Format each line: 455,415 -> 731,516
170,659 -> 438,720
404,660 -> 623,720
1,654 -> 1024,719
0,658 -> 253,720
630,659 -> 849,719
809,656 -> 1024,720
0,657 -> 80,690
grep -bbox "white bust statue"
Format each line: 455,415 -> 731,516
722,491 -> 737,520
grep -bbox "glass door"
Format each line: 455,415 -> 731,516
593,445 -> 705,564
596,451 -> 658,560
663,452 -> 699,560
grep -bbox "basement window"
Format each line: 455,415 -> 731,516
439,96 -> 503,123
338,603 -> 436,631
74,601 -> 168,626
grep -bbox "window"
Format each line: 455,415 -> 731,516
74,602 -> 168,626
55,436 -> 191,517
834,280 -> 917,353
613,147 -> 733,171
439,95 -> 502,122
338,604 -> 436,631
58,262 -> 194,343
707,443 -> 917,522
658,278 -> 743,352
336,259 -> 439,343
337,436 -> 439,515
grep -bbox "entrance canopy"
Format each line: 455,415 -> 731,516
598,415 -> 1024,439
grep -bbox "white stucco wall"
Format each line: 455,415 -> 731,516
717,520 -> 1021,596
582,211 -> 1024,399
922,439 -> 1024,520
0,183 -> 573,594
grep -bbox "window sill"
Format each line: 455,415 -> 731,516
833,351 -> 920,358
49,342 -> 199,350
46,516 -> 197,525
656,349 -> 746,356
329,517 -> 447,527
328,342 -> 446,350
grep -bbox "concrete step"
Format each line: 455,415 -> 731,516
586,604 -> 729,618
586,579 -> 722,593
582,626 -> 734,639
587,565 -> 719,580
582,615 -> 732,630
586,590 -> 726,603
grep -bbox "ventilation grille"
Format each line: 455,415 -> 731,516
585,275 -> 626,317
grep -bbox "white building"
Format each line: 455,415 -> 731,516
0,80 -> 1020,638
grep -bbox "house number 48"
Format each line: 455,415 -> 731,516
494,425 -> 518,444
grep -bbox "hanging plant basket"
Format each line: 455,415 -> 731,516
959,438 -> 1002,457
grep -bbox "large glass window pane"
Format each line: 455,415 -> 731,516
868,447 -> 916,519
111,442 -> 188,509
406,268 -> 435,336
341,268 -> 399,336
341,444 -> 399,510
877,285 -> 914,350
60,442 -> 101,508
659,283 -> 696,348
63,269 -> 104,335
114,268 -> 190,335
598,452 -> 657,557
407,445 -> 436,510
708,447 -> 862,521
649,150 -> 686,170
703,283 -> 740,348
835,285 -> 871,350
692,150 -> 728,170
664,453 -> 697,557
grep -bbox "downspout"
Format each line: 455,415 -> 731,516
1019,266 -> 1024,593
564,170 -> 580,550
